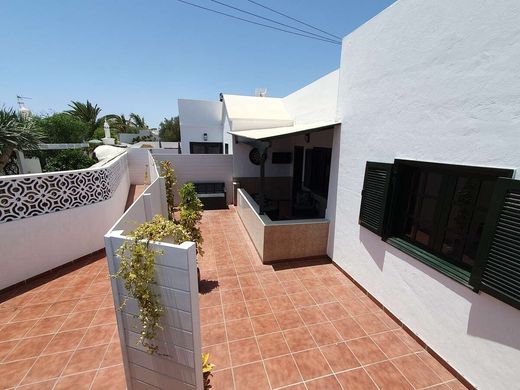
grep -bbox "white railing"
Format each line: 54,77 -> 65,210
0,153 -> 127,223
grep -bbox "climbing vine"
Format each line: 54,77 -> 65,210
114,215 -> 190,354
159,160 -> 176,221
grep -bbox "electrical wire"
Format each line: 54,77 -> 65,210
246,0 -> 342,40
175,0 -> 341,45
208,0 -> 340,43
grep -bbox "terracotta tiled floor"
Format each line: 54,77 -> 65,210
198,208 -> 469,390
0,205 -> 469,390
0,183 -> 149,390
0,252 -> 125,390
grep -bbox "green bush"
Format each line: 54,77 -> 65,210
35,113 -> 89,144
44,149 -> 96,172
179,183 -> 204,256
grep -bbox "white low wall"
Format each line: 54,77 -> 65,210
105,177 -> 202,390
0,153 -> 130,290
236,189 -> 265,258
152,153 -> 233,205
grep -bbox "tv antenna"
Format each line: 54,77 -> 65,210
16,95 -> 32,109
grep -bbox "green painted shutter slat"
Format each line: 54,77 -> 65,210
359,162 -> 393,236
470,178 -> 520,309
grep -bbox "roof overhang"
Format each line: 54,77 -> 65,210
229,120 -> 340,141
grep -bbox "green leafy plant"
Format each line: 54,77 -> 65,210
159,116 -> 180,142
202,353 -> 215,389
160,161 -> 177,221
43,149 -> 95,172
0,107 -> 45,172
179,183 -> 204,257
114,215 -> 190,354
34,113 -> 89,143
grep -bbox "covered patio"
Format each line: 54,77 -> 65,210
231,122 -> 338,263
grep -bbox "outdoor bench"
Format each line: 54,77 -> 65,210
192,182 -> 227,210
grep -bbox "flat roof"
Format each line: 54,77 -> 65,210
229,120 -> 340,141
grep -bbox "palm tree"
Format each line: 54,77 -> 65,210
129,113 -> 148,129
110,114 -> 134,133
0,107 -> 45,173
66,100 -> 113,138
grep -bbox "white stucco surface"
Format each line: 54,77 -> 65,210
178,99 -> 224,154
283,69 -> 340,124
333,1 -> 520,388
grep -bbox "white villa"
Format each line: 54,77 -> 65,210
1,0 -> 519,389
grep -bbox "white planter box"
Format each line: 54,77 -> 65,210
105,231 -> 202,390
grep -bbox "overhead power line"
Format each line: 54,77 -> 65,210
246,0 -> 342,40
208,0 -> 340,43
175,0 -> 341,45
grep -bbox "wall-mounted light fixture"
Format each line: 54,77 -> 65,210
203,132 -> 208,141
305,133 -> 310,143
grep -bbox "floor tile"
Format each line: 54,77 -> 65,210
251,314 -> 280,336
307,322 -> 341,346
256,332 -> 290,359
264,354 -> 302,388
274,310 -> 304,331
229,337 -> 261,366
354,313 -> 389,334
332,317 -> 366,340
305,375 -> 342,390
347,337 -> 386,365
297,306 -> 326,325
42,329 -> 85,355
268,295 -> 294,312
91,364 -> 126,389
371,330 -> 412,358
392,353 -> 443,388
21,351 -> 71,384
233,361 -> 270,390
226,318 -> 255,341
211,368 -> 234,389
284,327 -> 317,352
223,302 -> 249,321
336,368 -> 378,390
246,299 -> 272,317
202,323 -> 227,346
6,335 -> 53,361
293,348 -> 331,380
0,358 -> 36,389
320,342 -> 360,372
63,344 -> 108,375
365,361 -> 414,389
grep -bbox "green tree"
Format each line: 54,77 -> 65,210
66,100 -> 112,138
110,114 -> 137,133
159,116 -> 180,142
130,113 -> 148,129
44,149 -> 96,172
35,113 -> 89,143
0,107 -> 45,172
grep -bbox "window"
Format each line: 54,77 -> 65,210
391,162 -> 500,271
303,147 -> 332,197
359,160 -> 516,291
190,142 -> 223,154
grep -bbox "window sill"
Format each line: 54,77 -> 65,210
385,237 -> 472,287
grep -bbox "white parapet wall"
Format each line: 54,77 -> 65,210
152,152 -> 234,205
105,177 -> 202,390
0,153 -> 130,290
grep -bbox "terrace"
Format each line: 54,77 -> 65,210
0,199 -> 469,389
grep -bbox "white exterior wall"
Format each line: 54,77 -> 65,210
0,160 -> 130,290
178,99 -> 223,154
283,69 -> 339,124
334,1 -> 520,388
152,153 -> 234,205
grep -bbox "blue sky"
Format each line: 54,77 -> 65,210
1,0 -> 396,127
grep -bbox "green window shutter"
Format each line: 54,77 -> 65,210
470,178 -> 520,309
359,162 -> 393,236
